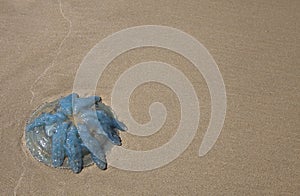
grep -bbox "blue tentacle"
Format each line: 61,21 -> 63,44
96,110 -> 127,131
73,96 -> 101,114
76,123 -> 107,164
64,125 -> 83,173
58,93 -> 78,116
52,122 -> 69,167
91,154 -> 107,170
26,112 -> 67,132
79,109 -> 122,145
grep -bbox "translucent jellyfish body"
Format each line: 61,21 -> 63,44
25,93 -> 127,173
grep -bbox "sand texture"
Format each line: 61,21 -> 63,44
0,0 -> 299,195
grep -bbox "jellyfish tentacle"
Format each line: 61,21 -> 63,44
96,110 -> 127,131
26,112 -> 67,132
100,123 -> 122,146
64,125 -> 83,173
78,110 -> 100,129
78,138 -> 107,170
73,96 -> 101,114
91,154 -> 107,170
95,121 -> 121,146
58,93 -> 78,116
52,122 -> 69,167
112,119 -> 127,131
78,109 -> 121,145
45,124 -> 57,137
76,123 -> 106,163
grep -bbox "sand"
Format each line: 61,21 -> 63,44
1,0 -> 299,195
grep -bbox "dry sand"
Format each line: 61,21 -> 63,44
1,0 -> 299,195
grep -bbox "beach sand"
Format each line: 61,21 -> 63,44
1,0 -> 299,195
